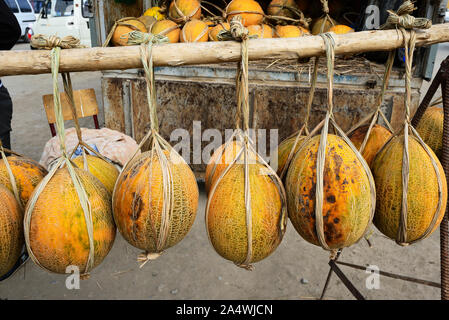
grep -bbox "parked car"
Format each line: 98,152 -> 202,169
32,0 -> 92,48
4,0 -> 36,43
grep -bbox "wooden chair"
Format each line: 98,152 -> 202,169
42,88 -> 100,137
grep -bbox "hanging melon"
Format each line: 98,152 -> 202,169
416,106 -> 443,158
0,185 -> 23,278
180,20 -> 209,42
275,25 -> 308,38
151,19 -> 181,43
329,24 -> 354,34
267,0 -> 300,18
26,167 -> 116,275
0,156 -> 47,208
72,155 -> 119,195
226,0 -> 265,27
169,0 -> 201,23
209,23 -> 231,41
372,135 -> 447,243
206,146 -> 287,268
272,134 -> 305,176
113,150 -> 199,255
311,16 -> 336,35
247,24 -> 273,38
111,19 -> 147,46
286,134 -> 373,249
348,124 -> 392,167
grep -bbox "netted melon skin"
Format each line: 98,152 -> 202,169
113,151 -> 199,253
0,156 -> 47,208
272,135 -> 305,176
28,168 -> 116,274
205,141 -> 243,194
348,124 -> 392,167
285,134 -> 373,249
372,136 -> 447,242
73,155 -> 119,194
416,107 -> 443,158
0,186 -> 23,278
207,163 -> 285,264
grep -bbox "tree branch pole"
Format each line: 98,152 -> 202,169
1,24 -> 449,77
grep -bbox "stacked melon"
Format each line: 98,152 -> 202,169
109,0 -> 358,47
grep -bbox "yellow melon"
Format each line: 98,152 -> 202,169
209,23 -> 231,41
180,19 -> 209,42
27,167 -> 116,274
0,156 -> 47,208
111,19 -> 147,46
329,24 -> 354,34
285,134 -> 373,249
247,24 -> 273,38
274,25 -> 308,38
169,0 -> 201,23
151,19 -> 181,43
416,106 -> 443,158
271,134 -> 305,176
372,135 -> 447,243
0,185 -> 23,278
72,155 -> 119,195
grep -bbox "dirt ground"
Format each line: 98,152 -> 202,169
0,43 -> 448,300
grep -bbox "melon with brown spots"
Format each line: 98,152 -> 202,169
0,156 -> 47,208
348,124 -> 392,167
112,151 -> 199,253
0,185 -> 23,278
372,135 -> 447,242
27,167 -> 116,274
72,155 -> 119,194
416,106 -> 443,158
285,134 -> 373,249
207,162 -> 286,264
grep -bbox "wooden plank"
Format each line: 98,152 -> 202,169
2,24 -> 449,77
42,88 -> 98,124
102,78 -> 126,133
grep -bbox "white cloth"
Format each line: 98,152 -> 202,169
40,127 -> 140,169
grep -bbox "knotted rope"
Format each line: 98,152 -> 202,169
31,34 -> 86,50
23,47 -> 95,279
317,0 -> 335,34
205,16 -> 287,271
381,1 -> 432,30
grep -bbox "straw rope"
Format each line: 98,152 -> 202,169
23,48 -> 95,278
30,34 -> 86,50
0,141 -> 23,211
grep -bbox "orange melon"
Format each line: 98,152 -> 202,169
0,185 -> 23,278
27,167 -> 116,274
348,124 -> 392,167
274,25 -> 308,38
247,24 -> 273,39
0,156 -> 47,208
180,19 -> 209,42
329,24 -> 354,34
205,141 -> 243,194
209,23 -> 231,41
151,19 -> 181,43
169,0 -> 201,23
372,135 -> 448,243
285,134 -> 373,249
72,155 -> 119,195
113,151 -> 199,253
137,15 -> 156,31
226,0 -> 265,27
268,0 -> 299,18
206,161 -> 286,265
111,19 -> 147,46
416,106 -> 443,158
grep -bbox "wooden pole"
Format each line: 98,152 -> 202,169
1,24 -> 449,77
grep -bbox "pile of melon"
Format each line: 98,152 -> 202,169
110,0 -> 357,46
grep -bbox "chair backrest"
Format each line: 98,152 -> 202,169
42,88 -> 98,124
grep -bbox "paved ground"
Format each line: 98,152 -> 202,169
0,43 -> 448,300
